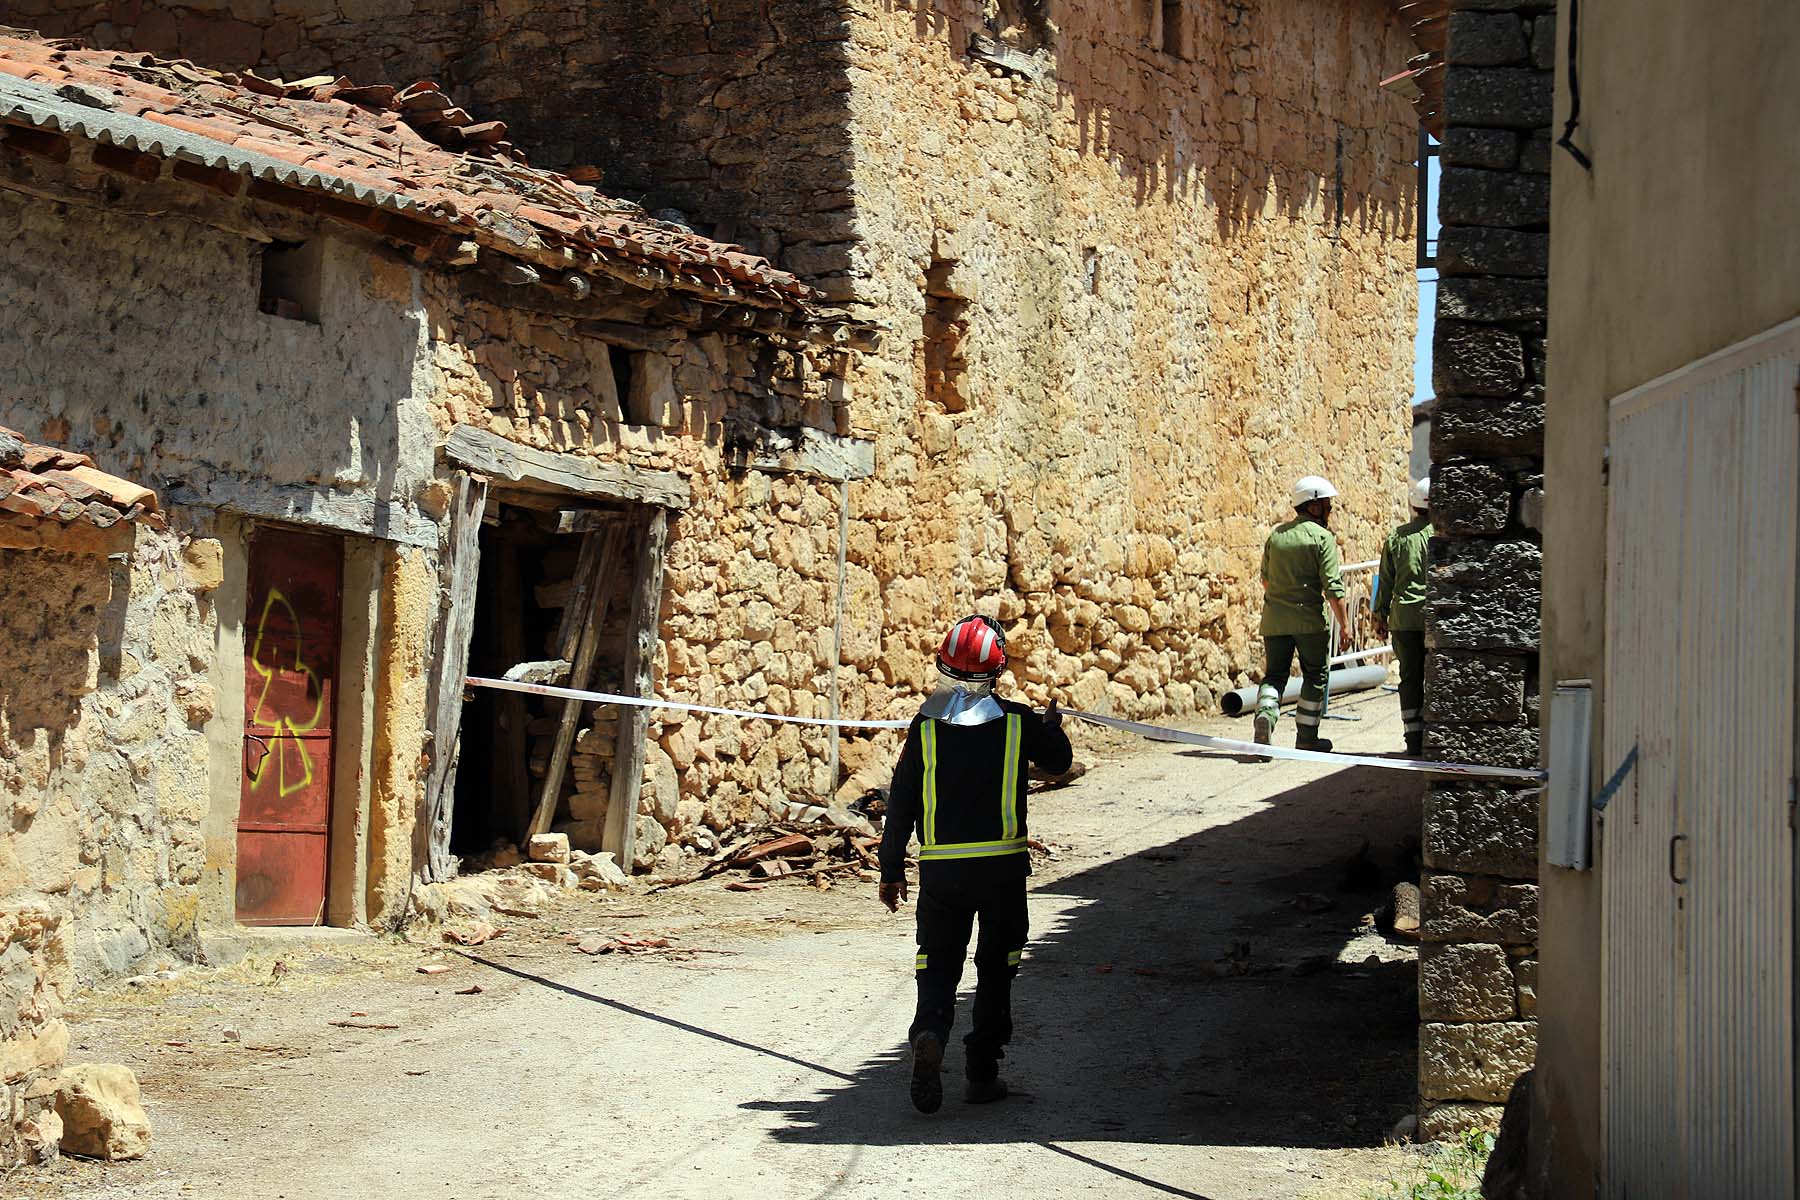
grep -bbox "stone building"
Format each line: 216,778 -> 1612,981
1406,0 -> 1551,1142
18,0 -> 1429,731
0,35 -> 864,1156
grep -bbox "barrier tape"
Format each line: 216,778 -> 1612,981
467,676 -> 912,730
465,678 -> 1545,781
1063,709 -> 1548,781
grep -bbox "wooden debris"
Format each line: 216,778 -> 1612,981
329,1020 -> 400,1030
442,923 -> 506,947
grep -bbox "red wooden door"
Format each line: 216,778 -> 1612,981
237,527 -> 342,925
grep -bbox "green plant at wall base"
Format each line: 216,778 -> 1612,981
1369,1129 -> 1496,1200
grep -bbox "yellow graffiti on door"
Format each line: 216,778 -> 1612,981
247,588 -> 326,798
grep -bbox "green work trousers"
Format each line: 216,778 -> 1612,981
1393,630 -> 1426,744
1258,632 -> 1331,736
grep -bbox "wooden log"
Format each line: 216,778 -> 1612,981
731,833 -> 813,867
528,524 -> 625,837
494,539 -> 531,843
420,471 -> 488,882
444,424 -> 690,510
604,509 -> 670,870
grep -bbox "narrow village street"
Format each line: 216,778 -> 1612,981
15,693 -> 1427,1200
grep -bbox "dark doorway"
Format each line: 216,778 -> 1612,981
451,500 -> 633,861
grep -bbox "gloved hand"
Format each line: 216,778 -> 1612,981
879,881 -> 909,912
1042,700 -> 1062,730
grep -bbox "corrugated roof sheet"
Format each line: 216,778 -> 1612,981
0,32 -> 819,314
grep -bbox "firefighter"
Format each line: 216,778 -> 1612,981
879,615 -> 1072,1114
1374,477 -> 1431,756
1254,476 -> 1349,752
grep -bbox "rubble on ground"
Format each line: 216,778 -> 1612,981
54,1063 -> 151,1161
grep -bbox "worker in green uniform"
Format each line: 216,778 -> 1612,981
1373,477 -> 1432,757
1255,476 -> 1349,752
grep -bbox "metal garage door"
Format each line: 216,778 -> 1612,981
1604,317 -> 1799,1199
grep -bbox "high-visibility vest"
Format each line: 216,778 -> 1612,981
917,714 -> 1028,861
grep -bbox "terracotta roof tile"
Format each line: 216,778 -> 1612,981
0,32 -> 829,318
0,423 -> 159,537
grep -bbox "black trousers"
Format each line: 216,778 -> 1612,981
909,874 -> 1028,1080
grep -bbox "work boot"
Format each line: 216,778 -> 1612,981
964,1075 -> 1010,1104
909,1031 -> 944,1114
1405,733 -> 1423,758
1296,733 -> 1334,753
1253,712 -> 1274,746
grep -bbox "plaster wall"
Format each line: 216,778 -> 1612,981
1539,1 -> 1800,1192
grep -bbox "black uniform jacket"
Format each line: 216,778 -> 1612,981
879,698 -> 1073,887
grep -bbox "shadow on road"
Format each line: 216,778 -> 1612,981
743,764 -> 1420,1162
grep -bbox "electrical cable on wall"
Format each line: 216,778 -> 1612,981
1557,0 -> 1595,170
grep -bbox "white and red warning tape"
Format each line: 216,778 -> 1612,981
466,676 -> 1546,782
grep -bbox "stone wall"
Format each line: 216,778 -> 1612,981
1417,0 -> 1550,1140
835,0 -> 1420,720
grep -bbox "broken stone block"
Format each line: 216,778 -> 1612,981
1421,874 -> 1538,944
55,1064 -> 151,1161
1432,324 -> 1525,399
20,1107 -> 61,1164
569,851 -> 629,892
181,538 -> 224,592
1432,394 -> 1545,461
1433,462 -> 1514,534
1420,943 -> 1516,1021
526,833 -> 570,864
1419,1021 -> 1537,1103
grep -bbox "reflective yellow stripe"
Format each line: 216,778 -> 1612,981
921,720 -> 939,847
915,953 -> 929,970
1000,714 -> 1021,840
917,838 -> 1029,861
1006,950 -> 1022,967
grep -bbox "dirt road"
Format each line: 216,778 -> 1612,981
20,690 -> 1431,1200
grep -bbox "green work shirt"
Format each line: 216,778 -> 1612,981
1375,515 -> 1431,632
1259,517 -> 1345,636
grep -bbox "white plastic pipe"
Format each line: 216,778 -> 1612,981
1330,644 -> 1393,667
1218,665 -> 1389,717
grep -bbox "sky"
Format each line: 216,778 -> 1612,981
1412,150 -> 1441,406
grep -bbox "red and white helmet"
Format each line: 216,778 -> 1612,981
937,615 -> 1007,682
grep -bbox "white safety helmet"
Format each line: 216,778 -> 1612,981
1292,476 -> 1339,509
1409,477 -> 1431,510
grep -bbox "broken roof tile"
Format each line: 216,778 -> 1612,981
0,31 -> 829,318
0,423 -> 160,540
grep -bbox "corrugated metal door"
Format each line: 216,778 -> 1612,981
1604,318 -> 1799,1199
237,526 -> 342,926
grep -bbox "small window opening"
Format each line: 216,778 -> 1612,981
1160,0 -> 1187,58
921,259 -> 970,414
258,240 -> 323,323
990,0 -> 1049,50
610,346 -> 641,422
1082,247 -> 1101,295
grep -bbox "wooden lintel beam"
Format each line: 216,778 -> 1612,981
91,142 -> 161,182
444,423 -> 690,510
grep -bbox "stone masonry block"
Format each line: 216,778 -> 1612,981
1420,1101 -> 1506,1142
1514,956 -> 1538,1017
1440,168 -> 1551,231
1425,537 -> 1542,652
1443,68 -> 1555,130
1432,461 -> 1514,534
1421,943 -> 1516,1021
1425,783 -> 1539,878
1421,874 -> 1539,944
1439,226 -> 1549,277
1521,131 -> 1553,174
1425,651 -> 1525,723
1421,1021 -> 1537,1103
1447,10 -> 1528,66
1433,323 -> 1526,398
1432,393 -> 1545,461
1528,15 -> 1557,70
1439,277 -> 1548,324
1441,127 -> 1519,170
1425,722 -> 1541,770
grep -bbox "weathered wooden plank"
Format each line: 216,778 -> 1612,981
420,471 -> 488,881
493,539 -> 532,843
551,508 -> 624,535
444,424 -> 690,510
528,524 -> 624,838
164,479 -> 439,548
968,32 -> 1046,81
606,508 -> 670,870
738,429 -> 876,483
